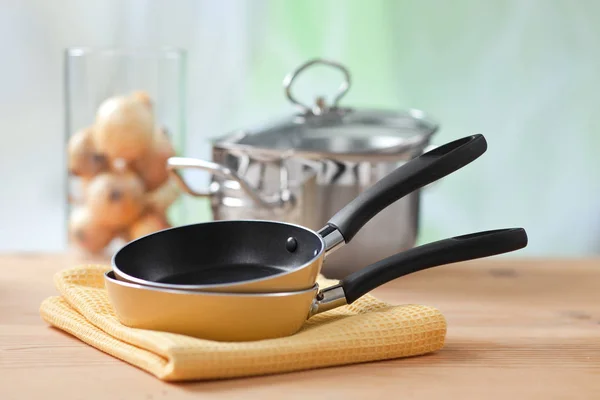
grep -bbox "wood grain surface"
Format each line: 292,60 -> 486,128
1,253 -> 599,399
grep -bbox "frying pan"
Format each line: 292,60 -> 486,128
112,134 -> 488,293
105,227 -> 528,342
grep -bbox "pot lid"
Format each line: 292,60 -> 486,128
214,59 -> 439,162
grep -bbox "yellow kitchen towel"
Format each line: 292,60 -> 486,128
39,265 -> 447,382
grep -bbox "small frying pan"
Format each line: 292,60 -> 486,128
112,134 -> 488,293
105,227 -> 528,342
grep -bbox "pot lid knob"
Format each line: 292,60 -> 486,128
283,58 -> 351,115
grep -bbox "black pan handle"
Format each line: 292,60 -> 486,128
326,134 -> 487,244
342,228 -> 528,304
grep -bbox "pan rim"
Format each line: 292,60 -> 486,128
104,270 -> 320,297
111,219 -> 326,291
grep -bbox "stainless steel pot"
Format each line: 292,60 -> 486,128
168,59 -> 439,278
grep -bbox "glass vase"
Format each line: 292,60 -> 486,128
64,46 -> 187,256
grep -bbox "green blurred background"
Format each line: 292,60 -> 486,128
1,0 -> 598,256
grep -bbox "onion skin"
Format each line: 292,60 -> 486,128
127,212 -> 170,241
146,176 -> 180,214
133,127 -> 175,191
93,94 -> 155,162
85,171 -> 146,229
68,126 -> 109,178
69,206 -> 115,253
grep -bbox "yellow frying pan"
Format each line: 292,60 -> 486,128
105,228 -> 527,341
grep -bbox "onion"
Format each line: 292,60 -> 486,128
67,126 -> 108,178
69,206 -> 115,253
85,171 -> 145,229
133,127 -> 175,191
93,94 -> 154,162
127,212 -> 170,241
146,176 -> 180,214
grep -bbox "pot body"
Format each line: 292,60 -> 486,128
208,145 -> 424,278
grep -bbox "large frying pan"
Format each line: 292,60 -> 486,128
112,134 -> 487,293
106,227 -> 528,342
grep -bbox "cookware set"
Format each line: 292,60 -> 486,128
106,131 -> 529,341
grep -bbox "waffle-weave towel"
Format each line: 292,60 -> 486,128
40,265 -> 446,381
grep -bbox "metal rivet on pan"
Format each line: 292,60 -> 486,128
286,237 -> 298,252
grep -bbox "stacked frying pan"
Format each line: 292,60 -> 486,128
105,134 -> 528,341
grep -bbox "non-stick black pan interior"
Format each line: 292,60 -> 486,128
113,221 -> 323,285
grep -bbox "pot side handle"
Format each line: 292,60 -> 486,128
167,156 -> 286,208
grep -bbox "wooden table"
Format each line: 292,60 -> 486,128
1,254 -> 599,399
